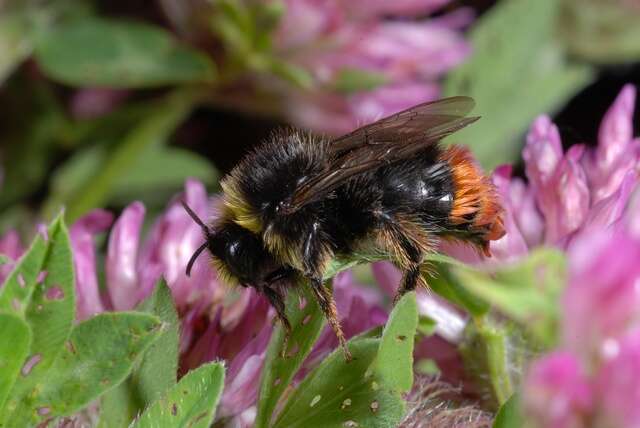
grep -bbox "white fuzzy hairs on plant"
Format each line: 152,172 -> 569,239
399,375 -> 493,428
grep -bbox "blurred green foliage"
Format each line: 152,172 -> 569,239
35,18 -> 216,88
560,0 -> 640,63
444,0 -> 594,169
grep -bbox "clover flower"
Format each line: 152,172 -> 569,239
274,0 -> 472,134
495,84 -> 640,427
493,85 -> 639,257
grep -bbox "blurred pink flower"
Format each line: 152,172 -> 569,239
136,179 -> 215,308
490,85 -> 639,257
563,230 -> 640,361
105,202 -> 147,311
595,330 -> 640,428
585,85 -> 640,203
523,352 -> 592,428
277,0 -> 472,134
69,209 -> 114,320
519,85 -> 640,426
343,0 -> 452,20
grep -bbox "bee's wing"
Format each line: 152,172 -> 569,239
285,96 -> 479,212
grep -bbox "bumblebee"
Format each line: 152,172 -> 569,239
183,96 -> 505,360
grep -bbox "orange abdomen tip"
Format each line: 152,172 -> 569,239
441,145 -> 506,253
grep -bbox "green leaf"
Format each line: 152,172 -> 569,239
255,285 -> 326,428
98,382 -> 142,428
62,90 -> 197,222
493,394 -> 522,428
451,248 -> 566,347
0,255 -> 9,266
98,281 -> 179,427
132,280 -> 180,404
334,69 -> 388,94
326,252 -> 489,319
0,214 -> 76,416
214,0 -> 255,54
273,293 -> 419,428
0,12 -> 32,84
443,0 -> 594,169
131,362 -> 225,428
21,216 -> 75,368
374,292 -> 418,393
4,312 -> 162,426
273,339 -> 405,428
559,0 -> 640,63
34,17 -> 215,88
0,313 -> 31,412
251,1 -> 285,41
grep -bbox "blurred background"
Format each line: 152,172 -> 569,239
1,0 -> 640,236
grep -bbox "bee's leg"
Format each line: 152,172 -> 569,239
378,215 -> 430,304
394,262 -> 424,304
393,240 -> 424,304
308,276 -> 352,361
302,222 -> 352,361
263,286 -> 292,357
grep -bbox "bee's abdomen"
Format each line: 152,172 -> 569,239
376,146 -> 455,231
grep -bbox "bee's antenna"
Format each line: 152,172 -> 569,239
186,241 -> 208,277
180,200 -> 211,237
180,200 -> 213,277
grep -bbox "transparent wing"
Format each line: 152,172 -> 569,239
284,96 -> 479,213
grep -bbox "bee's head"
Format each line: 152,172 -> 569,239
181,201 -> 274,287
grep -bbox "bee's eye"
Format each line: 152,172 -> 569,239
227,240 -> 241,258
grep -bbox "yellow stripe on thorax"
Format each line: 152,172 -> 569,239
220,177 -> 262,233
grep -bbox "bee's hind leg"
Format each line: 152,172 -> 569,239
378,215 -> 431,304
394,261 -> 424,304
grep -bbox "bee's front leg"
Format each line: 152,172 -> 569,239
263,286 -> 292,357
